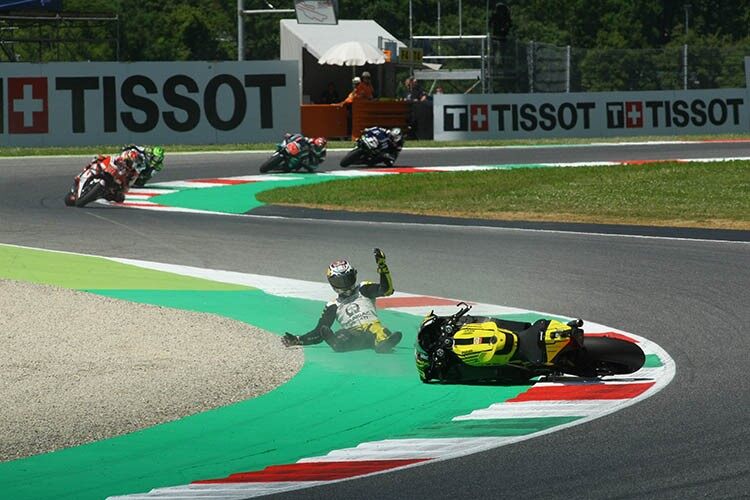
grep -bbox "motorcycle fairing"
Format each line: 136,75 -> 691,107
452,321 -> 518,366
513,319 -> 577,366
542,320 -> 577,364
75,164 -> 105,200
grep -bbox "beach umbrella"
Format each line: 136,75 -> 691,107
317,41 -> 386,66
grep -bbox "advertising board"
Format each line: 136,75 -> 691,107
434,89 -> 749,140
0,61 -> 299,146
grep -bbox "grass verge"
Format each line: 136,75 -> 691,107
1,134 -> 749,157
256,160 -> 750,230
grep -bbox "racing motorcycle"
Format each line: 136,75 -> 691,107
259,134 -> 319,173
64,156 -> 136,208
340,127 -> 400,168
415,303 -> 645,384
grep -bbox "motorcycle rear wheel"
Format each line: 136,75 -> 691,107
75,181 -> 106,207
340,148 -> 365,167
259,154 -> 285,173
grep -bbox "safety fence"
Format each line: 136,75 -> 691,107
494,40 -> 750,94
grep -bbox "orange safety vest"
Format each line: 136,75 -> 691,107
344,82 -> 374,104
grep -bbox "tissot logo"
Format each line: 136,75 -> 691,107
607,101 -> 643,128
443,105 -> 468,131
470,104 -> 488,131
0,62 -> 298,146
606,98 -> 743,129
625,101 -> 644,127
7,77 -> 48,134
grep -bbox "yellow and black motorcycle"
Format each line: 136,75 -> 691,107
415,303 -> 645,384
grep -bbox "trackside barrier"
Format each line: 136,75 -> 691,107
300,101 -> 411,140
434,88 -> 750,141
0,61 -> 300,146
351,100 -> 410,139
300,104 -> 347,138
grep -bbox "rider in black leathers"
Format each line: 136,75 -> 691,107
361,127 -> 404,167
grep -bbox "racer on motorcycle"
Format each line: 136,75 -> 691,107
119,144 -> 165,187
362,126 -> 404,167
283,133 -> 327,172
282,248 -> 403,353
64,154 -> 138,206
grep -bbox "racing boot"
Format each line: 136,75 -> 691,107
382,153 -> 396,168
374,330 -> 402,353
64,192 -> 76,206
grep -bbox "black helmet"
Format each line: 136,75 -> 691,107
326,260 -> 357,296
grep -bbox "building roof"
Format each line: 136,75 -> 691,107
280,19 -> 405,61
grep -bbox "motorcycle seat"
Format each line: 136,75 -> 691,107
515,320 -> 548,365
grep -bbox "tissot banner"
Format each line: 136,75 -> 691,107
0,61 -> 299,146
434,89 -> 749,140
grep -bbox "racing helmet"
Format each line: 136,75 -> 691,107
146,146 -> 165,171
388,127 -> 402,144
312,137 -> 327,152
114,155 -> 133,169
326,260 -> 358,296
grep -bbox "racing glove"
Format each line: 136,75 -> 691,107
282,333 -> 303,347
374,248 -> 388,272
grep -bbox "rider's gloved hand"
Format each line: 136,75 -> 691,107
282,333 -> 302,347
374,248 -> 387,271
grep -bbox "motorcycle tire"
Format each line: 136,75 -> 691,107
340,148 -> 365,168
259,154 -> 285,173
75,181 -> 106,208
577,336 -> 646,376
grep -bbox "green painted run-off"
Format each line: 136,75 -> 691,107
0,245 -> 544,500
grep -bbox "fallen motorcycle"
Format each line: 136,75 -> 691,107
64,156 -> 135,208
415,302 -> 645,384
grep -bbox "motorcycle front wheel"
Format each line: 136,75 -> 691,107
259,153 -> 285,173
340,148 -> 365,167
75,180 -> 106,207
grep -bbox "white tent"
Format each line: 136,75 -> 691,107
280,19 -> 406,103
280,19 -> 404,62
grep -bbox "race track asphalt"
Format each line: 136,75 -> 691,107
1,143 -> 748,499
